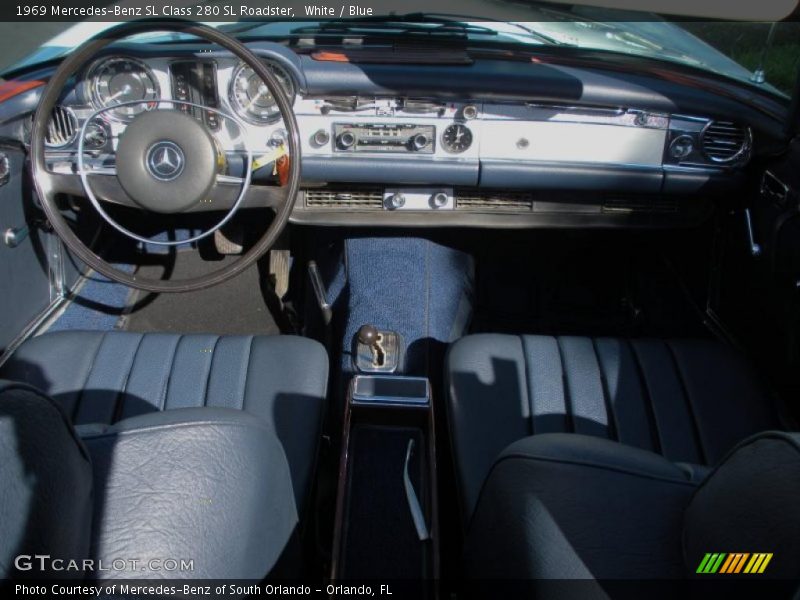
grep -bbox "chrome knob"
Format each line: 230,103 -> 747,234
430,192 -> 449,209
337,131 -> 356,149
462,105 -> 478,120
312,129 -> 330,147
385,193 -> 406,210
411,133 -> 429,151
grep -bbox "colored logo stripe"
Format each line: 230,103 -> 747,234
744,553 -> 773,574
719,553 -> 749,573
697,553 -> 773,574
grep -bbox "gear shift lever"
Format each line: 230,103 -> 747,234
357,324 -> 379,347
354,324 -> 401,372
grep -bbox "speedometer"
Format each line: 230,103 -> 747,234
88,57 -> 160,120
229,61 -> 295,124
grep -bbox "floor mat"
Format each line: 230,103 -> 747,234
120,251 -> 280,335
48,265 -> 135,332
339,425 -> 428,580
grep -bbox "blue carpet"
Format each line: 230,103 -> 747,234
341,237 -> 474,375
48,266 -> 135,332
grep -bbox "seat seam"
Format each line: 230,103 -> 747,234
72,331 -> 109,422
81,418 -> 279,441
664,340 -> 707,464
494,451 -> 697,488
239,335 -> 255,411
159,334 -> 182,411
554,336 -> 574,433
520,336 -> 535,436
112,332 -> 145,424
590,337 -> 618,441
627,339 -> 664,455
201,335 -> 221,408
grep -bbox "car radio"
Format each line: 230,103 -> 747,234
332,123 -> 435,153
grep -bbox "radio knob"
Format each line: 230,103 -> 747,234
411,133 -> 429,151
385,193 -> 406,210
312,129 -> 330,147
430,192 -> 449,209
337,131 -> 356,150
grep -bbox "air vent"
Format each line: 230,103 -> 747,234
456,190 -> 534,211
305,187 -> 383,209
602,195 -> 677,214
45,106 -> 78,148
701,121 -> 750,164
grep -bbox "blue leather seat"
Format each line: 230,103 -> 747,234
446,334 -> 788,520
0,330 -> 328,507
446,334 -> 799,583
0,330 -> 328,579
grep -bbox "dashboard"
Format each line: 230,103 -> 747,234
34,41 -> 776,229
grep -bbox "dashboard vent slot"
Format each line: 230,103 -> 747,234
456,190 -> 534,211
602,195 -> 677,214
305,187 -> 384,209
45,106 -> 78,148
701,121 -> 750,163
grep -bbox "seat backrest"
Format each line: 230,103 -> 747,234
684,432 -> 800,578
0,381 -> 93,579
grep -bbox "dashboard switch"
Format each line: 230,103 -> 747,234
430,192 -> 449,209
462,105 -> 478,120
312,129 -> 331,147
385,193 -> 406,210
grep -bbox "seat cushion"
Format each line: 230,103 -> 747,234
0,330 -> 328,508
83,408 -> 297,579
464,434 -> 697,580
684,432 -> 800,579
0,381 -> 93,579
446,334 -> 784,520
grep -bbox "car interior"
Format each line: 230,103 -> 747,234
0,12 -> 799,596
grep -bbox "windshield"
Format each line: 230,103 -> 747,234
3,3 -> 799,98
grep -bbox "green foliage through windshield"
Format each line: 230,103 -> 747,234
682,22 -> 800,95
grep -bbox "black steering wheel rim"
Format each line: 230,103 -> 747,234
31,19 -> 301,293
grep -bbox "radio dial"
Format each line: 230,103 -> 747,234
411,133 -> 429,151
337,131 -> 356,149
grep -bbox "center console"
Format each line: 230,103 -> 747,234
330,373 -> 439,591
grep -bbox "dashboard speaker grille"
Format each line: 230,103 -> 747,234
701,121 -> 750,163
456,190 -> 534,211
305,187 -> 384,208
45,106 -> 78,148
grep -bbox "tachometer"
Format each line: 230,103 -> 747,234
229,60 -> 295,124
88,57 -> 160,120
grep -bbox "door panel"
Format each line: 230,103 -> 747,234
0,143 -> 54,352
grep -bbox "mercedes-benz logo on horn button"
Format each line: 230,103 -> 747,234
146,141 -> 185,181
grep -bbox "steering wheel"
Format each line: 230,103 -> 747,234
30,20 -> 301,292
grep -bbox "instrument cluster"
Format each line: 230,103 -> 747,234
82,54 -> 295,132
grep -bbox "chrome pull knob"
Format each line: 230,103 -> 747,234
385,193 -> 406,210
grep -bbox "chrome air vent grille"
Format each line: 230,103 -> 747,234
701,121 -> 751,164
305,187 -> 383,208
456,190 -> 534,211
45,106 -> 78,148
